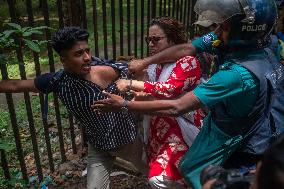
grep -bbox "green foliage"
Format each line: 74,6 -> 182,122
1,23 -> 49,53
0,31 -> 15,51
0,140 -> 14,152
0,169 -> 28,189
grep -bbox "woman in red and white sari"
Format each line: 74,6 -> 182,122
116,17 -> 204,189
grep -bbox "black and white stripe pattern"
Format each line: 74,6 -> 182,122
52,63 -> 137,150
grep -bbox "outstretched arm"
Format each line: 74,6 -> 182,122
92,91 -> 202,116
0,79 -> 39,93
128,43 -> 196,75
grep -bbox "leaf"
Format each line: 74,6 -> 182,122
3,29 -> 17,38
28,26 -> 48,31
6,23 -> 22,30
21,26 -> 32,32
38,40 -> 49,45
23,39 -> 40,52
0,140 -> 14,152
23,30 -> 43,37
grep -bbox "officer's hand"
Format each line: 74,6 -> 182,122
128,59 -> 149,75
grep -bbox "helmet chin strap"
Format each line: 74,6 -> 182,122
238,0 -> 256,24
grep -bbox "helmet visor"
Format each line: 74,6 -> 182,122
194,0 -> 244,24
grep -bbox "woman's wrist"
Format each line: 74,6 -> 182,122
130,80 -> 144,91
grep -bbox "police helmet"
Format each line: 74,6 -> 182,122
194,0 -> 278,49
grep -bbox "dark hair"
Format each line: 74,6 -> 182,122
257,134 -> 284,189
149,16 -> 188,44
51,27 -> 89,55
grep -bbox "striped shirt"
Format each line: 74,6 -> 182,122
34,61 -> 137,150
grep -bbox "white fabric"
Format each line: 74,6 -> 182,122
143,63 -> 199,147
148,175 -> 186,189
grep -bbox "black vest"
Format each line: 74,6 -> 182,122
212,49 -> 284,155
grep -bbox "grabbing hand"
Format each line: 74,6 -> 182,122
116,79 -> 130,93
133,91 -> 154,101
91,91 -> 124,113
128,59 -> 149,76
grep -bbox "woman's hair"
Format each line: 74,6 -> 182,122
150,16 -> 188,44
257,134 -> 284,189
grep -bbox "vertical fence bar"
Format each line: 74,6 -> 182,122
159,0 -> 162,16
67,0 -> 81,26
111,0 -> 116,59
146,0 -> 151,56
186,0 -> 191,31
179,0 -> 184,22
183,0 -> 188,26
26,0 -> 55,172
81,0 -> 87,29
151,0 -> 156,19
140,0 -> 145,58
92,0 -> 99,57
0,65 -> 28,182
60,0 -> 78,156
8,0 -> 43,182
163,0 -> 167,16
102,0 -> 108,59
167,0 -> 171,16
57,0 -> 64,28
68,115 -> 77,154
127,0 -> 131,55
119,0 -> 124,56
0,149 -> 11,180
134,0 -> 138,57
41,0 -> 67,163
188,0 -> 197,38
172,0 -> 176,18
176,0 -> 179,20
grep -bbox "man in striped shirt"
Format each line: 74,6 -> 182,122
0,27 -> 145,189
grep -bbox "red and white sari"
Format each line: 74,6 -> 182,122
143,56 -> 204,185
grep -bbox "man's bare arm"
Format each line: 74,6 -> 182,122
0,79 -> 40,93
129,43 -> 196,74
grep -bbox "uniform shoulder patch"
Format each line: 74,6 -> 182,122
202,33 -> 214,44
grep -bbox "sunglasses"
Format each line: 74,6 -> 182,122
145,36 -> 166,44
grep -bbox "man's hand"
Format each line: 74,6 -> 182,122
128,59 -> 149,75
91,91 -> 124,113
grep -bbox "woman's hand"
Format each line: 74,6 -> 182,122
116,79 -> 131,93
91,91 -> 124,113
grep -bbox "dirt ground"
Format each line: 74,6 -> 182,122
48,165 -> 151,189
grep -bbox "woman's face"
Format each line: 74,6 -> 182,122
147,25 -> 174,55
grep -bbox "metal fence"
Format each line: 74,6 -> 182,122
0,0 -> 196,184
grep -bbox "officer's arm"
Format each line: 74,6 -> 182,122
0,79 -> 40,93
143,43 -> 197,65
128,43 -> 197,74
93,91 -> 202,116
